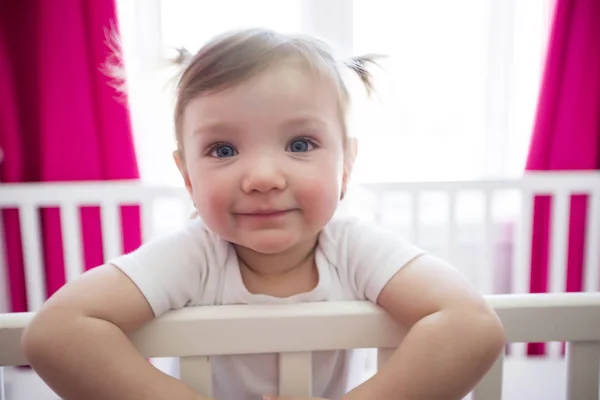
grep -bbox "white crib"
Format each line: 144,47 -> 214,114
1,292 -> 600,400
1,171 -> 600,399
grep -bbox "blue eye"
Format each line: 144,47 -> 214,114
288,139 -> 314,153
210,144 -> 237,158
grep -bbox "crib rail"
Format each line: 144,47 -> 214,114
1,171 -> 600,362
363,171 -> 600,294
0,181 -> 193,314
0,180 -> 188,206
362,172 -> 600,360
2,292 -> 600,399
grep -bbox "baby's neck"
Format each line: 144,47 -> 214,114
234,237 -> 319,297
235,237 -> 317,277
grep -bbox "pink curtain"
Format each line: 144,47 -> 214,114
525,0 -> 600,355
0,1 -> 141,313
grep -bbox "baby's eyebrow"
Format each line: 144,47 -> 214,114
191,116 -> 327,138
281,116 -> 327,130
192,122 -> 238,137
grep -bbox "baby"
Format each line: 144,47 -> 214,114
22,28 -> 505,400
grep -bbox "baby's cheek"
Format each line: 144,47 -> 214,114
194,187 -> 229,222
296,177 -> 340,217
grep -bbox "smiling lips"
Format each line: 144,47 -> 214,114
236,209 -> 294,218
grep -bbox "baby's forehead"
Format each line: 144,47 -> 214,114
185,91 -> 341,139
174,33 -> 353,148
207,56 -> 345,101
187,61 -> 342,114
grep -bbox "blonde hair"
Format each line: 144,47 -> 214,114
172,28 -> 381,155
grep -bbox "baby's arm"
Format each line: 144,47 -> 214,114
21,264 -> 207,400
347,255 -> 506,400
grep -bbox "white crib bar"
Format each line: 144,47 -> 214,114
2,294 -> 600,399
279,351 -> 312,397
584,189 -> 600,292
472,351 -> 503,400
60,202 -> 84,282
481,189 -> 495,294
141,198 -> 154,243
566,341 -> 600,400
511,188 -> 533,295
548,190 -> 571,358
100,201 -> 122,261
549,190 -> 569,294
180,356 -> 212,398
19,203 -> 46,311
510,188 -> 533,357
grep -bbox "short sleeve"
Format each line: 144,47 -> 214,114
335,219 -> 425,303
108,219 -> 210,317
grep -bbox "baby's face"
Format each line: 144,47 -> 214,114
178,61 -> 347,254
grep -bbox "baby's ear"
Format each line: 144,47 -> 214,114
173,149 -> 192,195
341,138 -> 358,199
344,137 -> 358,176
349,137 -> 358,161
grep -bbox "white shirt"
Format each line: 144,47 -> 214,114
110,217 -> 424,400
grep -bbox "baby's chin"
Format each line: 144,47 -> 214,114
232,232 -> 302,255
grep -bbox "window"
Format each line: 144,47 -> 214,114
161,0 -> 302,49
116,0 -> 552,185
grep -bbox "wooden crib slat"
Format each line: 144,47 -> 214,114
180,356 -> 212,397
548,191 -> 570,358
279,352 -> 312,397
60,202 -> 83,282
584,189 -> 600,292
566,341 -> 600,400
510,188 -> 533,357
480,189 -> 495,294
512,188 -> 533,294
377,347 -> 395,370
549,190 -> 569,293
100,201 -> 122,261
19,204 -> 46,311
472,351 -> 503,400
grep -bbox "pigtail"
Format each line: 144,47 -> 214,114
344,54 -> 384,96
99,21 -> 128,99
164,46 -> 193,90
99,23 -> 193,97
171,47 -> 193,67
